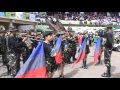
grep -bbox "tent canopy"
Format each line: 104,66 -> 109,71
36,25 -> 53,32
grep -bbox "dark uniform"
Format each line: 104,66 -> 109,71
22,36 -> 34,64
70,36 -> 77,61
44,42 -> 57,73
21,46 -> 28,64
44,32 -> 57,74
88,34 -> 93,46
0,34 -> 7,65
62,38 -> 71,64
102,27 -> 114,77
7,34 -> 25,77
67,35 -> 77,63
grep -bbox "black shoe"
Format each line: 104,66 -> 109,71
81,66 -> 84,68
8,71 -> 10,75
67,62 -> 72,64
84,66 -> 88,69
59,75 -> 64,78
73,58 -> 76,61
101,72 -> 111,77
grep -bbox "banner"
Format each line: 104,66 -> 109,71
18,25 -> 35,32
15,12 -> 24,19
29,14 -> 36,21
0,12 -> 5,16
60,20 -> 80,25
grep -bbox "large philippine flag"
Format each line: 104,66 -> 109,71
55,35 -> 63,64
72,37 -> 87,67
15,40 -> 47,78
94,37 -> 102,64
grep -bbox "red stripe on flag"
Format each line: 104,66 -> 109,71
81,51 -> 86,61
72,51 -> 86,68
55,52 -> 63,64
16,66 -> 48,78
72,57 -> 81,68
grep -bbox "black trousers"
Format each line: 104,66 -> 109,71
23,56 -> 28,64
1,51 -> 6,65
70,52 -> 76,61
16,53 -> 21,74
89,40 -> 92,46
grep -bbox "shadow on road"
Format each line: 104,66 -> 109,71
87,62 -> 94,67
0,64 -> 4,68
111,72 -> 120,78
0,72 -> 8,77
111,66 -> 116,73
65,70 -> 79,78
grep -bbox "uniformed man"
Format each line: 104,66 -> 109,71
0,31 -> 7,65
69,33 -> 77,62
21,34 -> 34,64
63,33 -> 71,64
101,26 -> 114,77
7,29 -> 25,77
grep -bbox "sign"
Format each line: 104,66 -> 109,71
24,13 -> 30,19
60,20 -> 80,25
29,14 -> 36,21
15,12 -> 24,19
39,12 -> 46,17
5,12 -> 12,17
107,12 -> 111,17
0,12 -> 5,16
118,12 -> 120,16
18,25 -> 35,32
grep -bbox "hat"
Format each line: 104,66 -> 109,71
43,32 -> 53,38
107,26 -> 113,30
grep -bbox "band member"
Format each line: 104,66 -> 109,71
44,32 -> 57,78
101,26 -> 114,77
69,33 -> 77,62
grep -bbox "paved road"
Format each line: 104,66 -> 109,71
0,46 -> 120,78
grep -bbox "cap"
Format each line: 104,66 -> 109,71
106,24 -> 113,29
107,26 -> 113,30
43,32 -> 53,38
